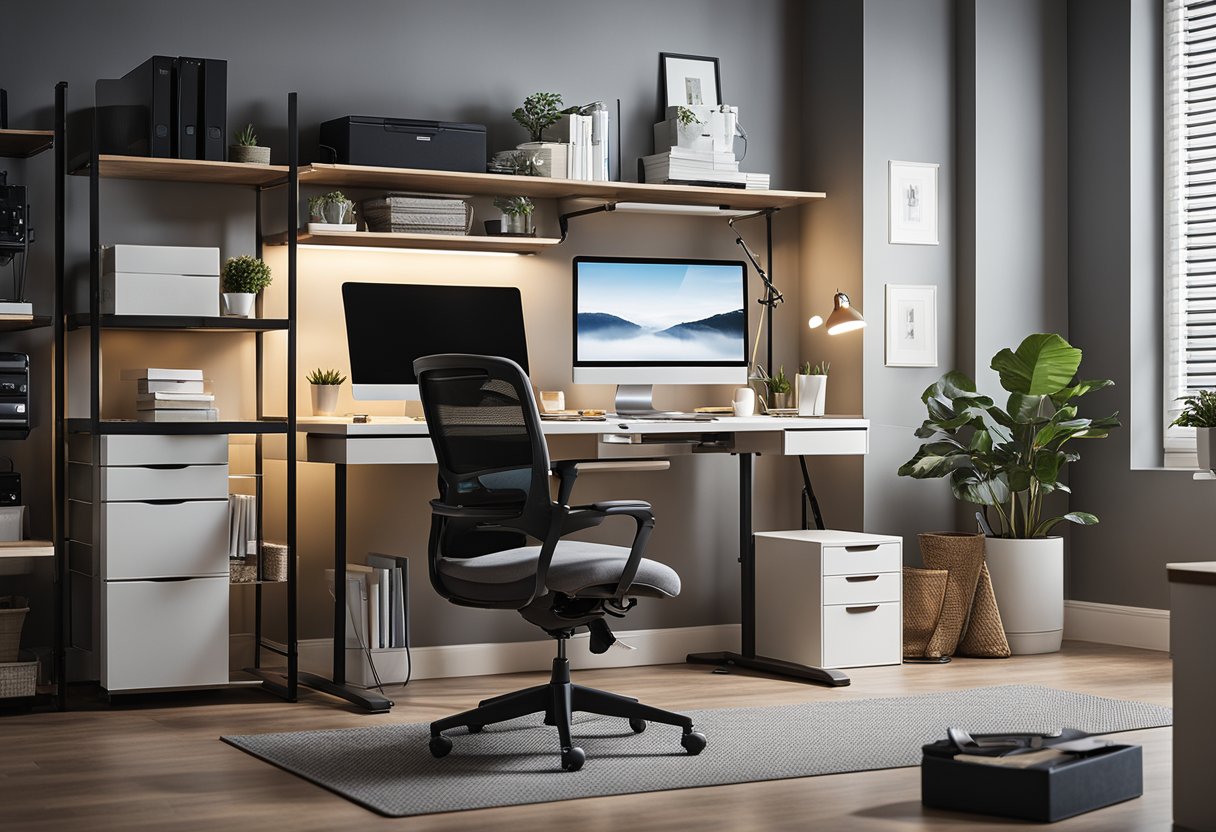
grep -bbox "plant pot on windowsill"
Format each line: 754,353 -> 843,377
1197,427 -> 1216,471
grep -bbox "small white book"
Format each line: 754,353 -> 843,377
137,379 -> 206,394
121,368 -> 204,381
135,391 -> 215,402
135,408 -> 218,422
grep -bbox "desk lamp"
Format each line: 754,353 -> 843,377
808,291 -> 866,335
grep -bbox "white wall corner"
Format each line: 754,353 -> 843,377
1063,600 -> 1170,652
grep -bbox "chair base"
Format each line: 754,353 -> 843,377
429,641 -> 706,771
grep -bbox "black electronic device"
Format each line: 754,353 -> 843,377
341,283 -> 528,400
200,58 -> 227,161
0,353 -> 30,439
0,174 -> 26,250
0,88 -> 7,129
96,55 -> 175,158
319,116 -> 486,172
175,58 -> 202,160
0,464 -> 20,507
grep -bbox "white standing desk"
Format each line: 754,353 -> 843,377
297,414 -> 869,712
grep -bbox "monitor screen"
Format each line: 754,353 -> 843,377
572,256 -> 748,385
342,283 -> 529,400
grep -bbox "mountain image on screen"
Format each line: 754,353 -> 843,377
577,308 -> 745,362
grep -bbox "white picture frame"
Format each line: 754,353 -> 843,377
888,161 -> 939,245
885,284 -> 938,367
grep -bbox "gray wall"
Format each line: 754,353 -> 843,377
1,0 -> 811,648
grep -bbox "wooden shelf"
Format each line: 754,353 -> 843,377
67,419 -> 289,436
67,314 -> 289,332
265,229 -> 562,255
0,129 -> 54,159
0,316 -> 52,332
0,540 -> 54,559
299,163 -> 825,210
71,155 -> 289,187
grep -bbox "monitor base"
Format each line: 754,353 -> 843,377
613,384 -> 660,417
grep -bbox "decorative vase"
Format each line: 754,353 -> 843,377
321,200 -> 354,225
767,391 -> 794,411
222,292 -> 255,317
504,212 -> 533,235
1198,428 -> 1215,471
984,536 -> 1064,655
311,384 -> 340,416
797,374 -> 827,416
228,145 -> 271,165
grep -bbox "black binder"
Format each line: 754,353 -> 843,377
201,58 -> 227,161
176,58 -> 203,160
95,55 -> 174,158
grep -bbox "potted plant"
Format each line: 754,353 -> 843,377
307,368 -> 347,416
494,196 -> 535,235
761,365 -> 793,411
897,333 -> 1119,654
229,123 -> 271,165
220,255 -> 272,318
1172,389 -> 1216,470
512,92 -> 564,142
308,191 -> 356,230
797,361 -> 829,416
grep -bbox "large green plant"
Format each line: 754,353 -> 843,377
897,333 -> 1120,539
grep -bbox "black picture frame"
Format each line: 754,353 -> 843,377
658,53 -> 722,119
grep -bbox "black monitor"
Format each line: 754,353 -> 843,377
341,283 -> 529,400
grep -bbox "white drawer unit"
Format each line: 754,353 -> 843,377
95,464 -> 229,502
70,433 -> 229,466
755,530 -> 903,669
782,428 -> 869,456
100,500 -> 229,580
101,576 -> 229,691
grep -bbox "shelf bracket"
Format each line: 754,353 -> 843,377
558,202 -> 616,242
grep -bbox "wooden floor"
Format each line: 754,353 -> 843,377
0,641 -> 1173,831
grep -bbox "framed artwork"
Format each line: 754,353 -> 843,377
888,161 -> 939,245
885,284 -> 938,367
659,53 -> 722,114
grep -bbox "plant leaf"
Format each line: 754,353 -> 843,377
1034,511 -> 1099,537
1050,378 -> 1114,407
951,471 -> 1010,506
990,333 -> 1082,395
1007,393 -> 1047,424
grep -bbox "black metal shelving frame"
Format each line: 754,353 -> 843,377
53,84 -> 299,705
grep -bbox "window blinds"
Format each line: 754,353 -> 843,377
1165,0 -> 1216,453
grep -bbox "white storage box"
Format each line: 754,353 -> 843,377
345,646 -> 409,688
102,272 -> 220,316
101,244 -> 220,276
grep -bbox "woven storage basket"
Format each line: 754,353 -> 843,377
0,655 -> 37,698
0,606 -> 29,662
230,557 -> 257,584
956,563 -> 1011,657
919,532 -> 985,658
261,542 -> 288,583
903,567 -> 949,658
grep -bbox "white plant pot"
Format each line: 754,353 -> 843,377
222,292 -> 255,317
797,374 -> 827,416
1198,427 -> 1216,471
310,384 -> 340,416
984,536 -> 1064,654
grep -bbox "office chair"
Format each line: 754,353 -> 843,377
413,354 -> 706,772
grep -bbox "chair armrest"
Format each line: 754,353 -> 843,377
565,501 -> 656,599
550,458 -> 667,506
428,500 -> 521,522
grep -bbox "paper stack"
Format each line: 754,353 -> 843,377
640,149 -> 771,189
360,194 -> 473,235
227,494 -> 257,559
121,367 -> 218,421
517,108 -> 610,181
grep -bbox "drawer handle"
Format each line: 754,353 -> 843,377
140,464 -> 191,470
132,499 -> 191,506
844,544 -> 880,552
845,604 -> 880,614
845,575 -> 880,582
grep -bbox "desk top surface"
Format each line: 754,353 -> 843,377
298,414 -> 868,437
1167,561 -> 1216,585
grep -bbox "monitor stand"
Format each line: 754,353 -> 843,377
613,385 -> 715,421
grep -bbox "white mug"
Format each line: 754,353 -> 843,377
732,387 -> 755,417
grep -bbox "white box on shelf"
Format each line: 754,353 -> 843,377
101,244 -> 220,276
755,529 -> 903,669
101,272 -> 220,317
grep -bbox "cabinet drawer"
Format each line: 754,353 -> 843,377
101,500 -> 228,580
96,465 -> 228,502
783,428 -> 868,456
101,577 -> 228,691
821,601 -> 901,668
70,434 -> 229,466
821,542 -> 902,576
823,572 -> 901,606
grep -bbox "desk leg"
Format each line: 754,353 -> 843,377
297,463 -> 394,713
686,452 -> 850,687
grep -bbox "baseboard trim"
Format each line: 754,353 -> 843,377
1063,600 -> 1169,652
265,623 -> 742,682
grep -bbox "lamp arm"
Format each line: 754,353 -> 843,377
730,219 -> 783,307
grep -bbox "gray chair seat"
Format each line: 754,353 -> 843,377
439,540 -> 681,603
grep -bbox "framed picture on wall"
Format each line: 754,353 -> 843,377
659,53 -> 722,115
888,161 -> 939,245
885,284 -> 938,367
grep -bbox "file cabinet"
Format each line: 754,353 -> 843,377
68,434 -> 230,691
755,530 -> 903,669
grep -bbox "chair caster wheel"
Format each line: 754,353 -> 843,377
429,735 -> 453,758
467,724 -> 483,734
561,746 -> 586,772
629,718 -> 646,734
681,730 -> 707,755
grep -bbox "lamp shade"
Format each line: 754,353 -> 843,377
825,291 -> 866,335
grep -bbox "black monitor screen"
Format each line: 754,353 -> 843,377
342,283 -> 529,393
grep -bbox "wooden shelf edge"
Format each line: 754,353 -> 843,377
0,540 -> 54,558
0,129 -> 55,159
70,155 -> 289,187
265,229 -> 562,255
66,314 -> 290,332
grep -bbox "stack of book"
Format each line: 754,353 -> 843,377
640,148 -> 771,190
360,194 -> 473,235
517,109 -> 610,181
122,367 -> 217,422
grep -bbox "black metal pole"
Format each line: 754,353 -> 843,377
253,179 -> 265,669
53,82 -> 67,710
286,92 -> 298,701
332,465 -> 346,684
739,452 -> 755,658
765,210 -> 774,375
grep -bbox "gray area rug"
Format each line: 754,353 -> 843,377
221,684 -> 1171,817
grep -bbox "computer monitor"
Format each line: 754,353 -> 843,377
342,282 -> 529,401
572,256 -> 748,415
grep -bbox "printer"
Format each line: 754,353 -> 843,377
318,116 -> 486,173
